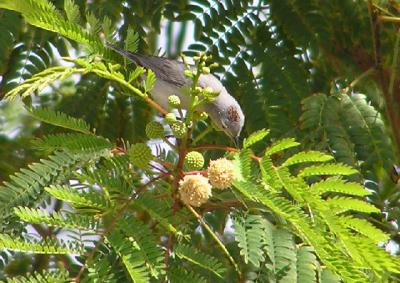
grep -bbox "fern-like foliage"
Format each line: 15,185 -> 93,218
28,107 -> 92,134
106,230 -> 151,283
5,270 -> 69,283
14,206 -> 99,232
32,133 -> 112,154
243,128 -> 270,149
174,242 -> 227,278
0,234 -> 81,255
105,218 -> 165,283
0,0 -> 399,281
232,212 -> 265,267
45,185 -> 109,211
0,0 -> 104,54
0,151 -> 105,231
233,139 -> 399,282
230,212 -> 337,283
167,264 -> 207,283
4,57 -> 147,102
301,92 -> 393,184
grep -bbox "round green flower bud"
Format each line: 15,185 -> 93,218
210,62 -> 219,69
184,151 -> 205,171
202,67 -> 210,74
165,113 -> 177,124
145,121 -> 164,139
184,70 -> 194,78
171,122 -> 187,138
168,95 -> 181,108
129,143 -> 153,168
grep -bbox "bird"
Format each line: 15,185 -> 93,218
107,45 -> 245,144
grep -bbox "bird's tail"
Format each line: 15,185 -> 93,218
106,43 -> 144,66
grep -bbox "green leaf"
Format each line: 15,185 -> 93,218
299,163 -> 358,177
0,234 -> 82,254
320,269 -> 340,283
243,128 -> 270,148
232,212 -> 265,267
107,230 -> 150,283
31,133 -> 112,153
64,0 -> 81,24
125,28 -> 139,53
310,177 -> 371,196
326,197 -> 380,214
340,216 -> 389,243
168,264 -> 207,283
296,246 -> 317,283
0,151 -> 96,226
265,138 -> 300,156
0,0 -> 104,54
282,151 -> 333,167
14,207 -> 99,231
45,185 -> 109,210
28,107 -> 92,134
174,243 -> 226,278
6,270 -> 70,283
143,69 -> 156,93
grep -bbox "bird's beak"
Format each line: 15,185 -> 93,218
233,136 -> 240,148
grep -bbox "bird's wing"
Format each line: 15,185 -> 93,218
108,45 -> 189,87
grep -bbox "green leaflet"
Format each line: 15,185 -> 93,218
232,139 -> 398,281
0,0 -> 104,54
243,128 -> 270,149
0,234 -> 82,255
107,231 -> 150,283
232,212 -> 265,267
14,206 -> 99,232
45,185 -> 109,210
6,270 -> 69,283
0,151 -> 103,228
310,177 -> 371,196
32,133 -> 112,154
325,197 -> 380,214
299,163 -> 358,177
265,138 -> 301,156
174,243 -> 226,278
28,107 -> 92,134
282,151 -> 334,167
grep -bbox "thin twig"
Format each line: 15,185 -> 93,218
201,200 -> 243,212
193,144 -> 261,161
185,204 -> 242,277
379,16 -> 400,23
342,68 -> 375,94
192,144 -> 239,153
163,137 -> 176,150
389,29 -> 400,99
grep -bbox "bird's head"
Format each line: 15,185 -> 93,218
205,95 -> 245,146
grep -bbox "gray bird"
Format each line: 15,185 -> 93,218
108,45 -> 245,143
